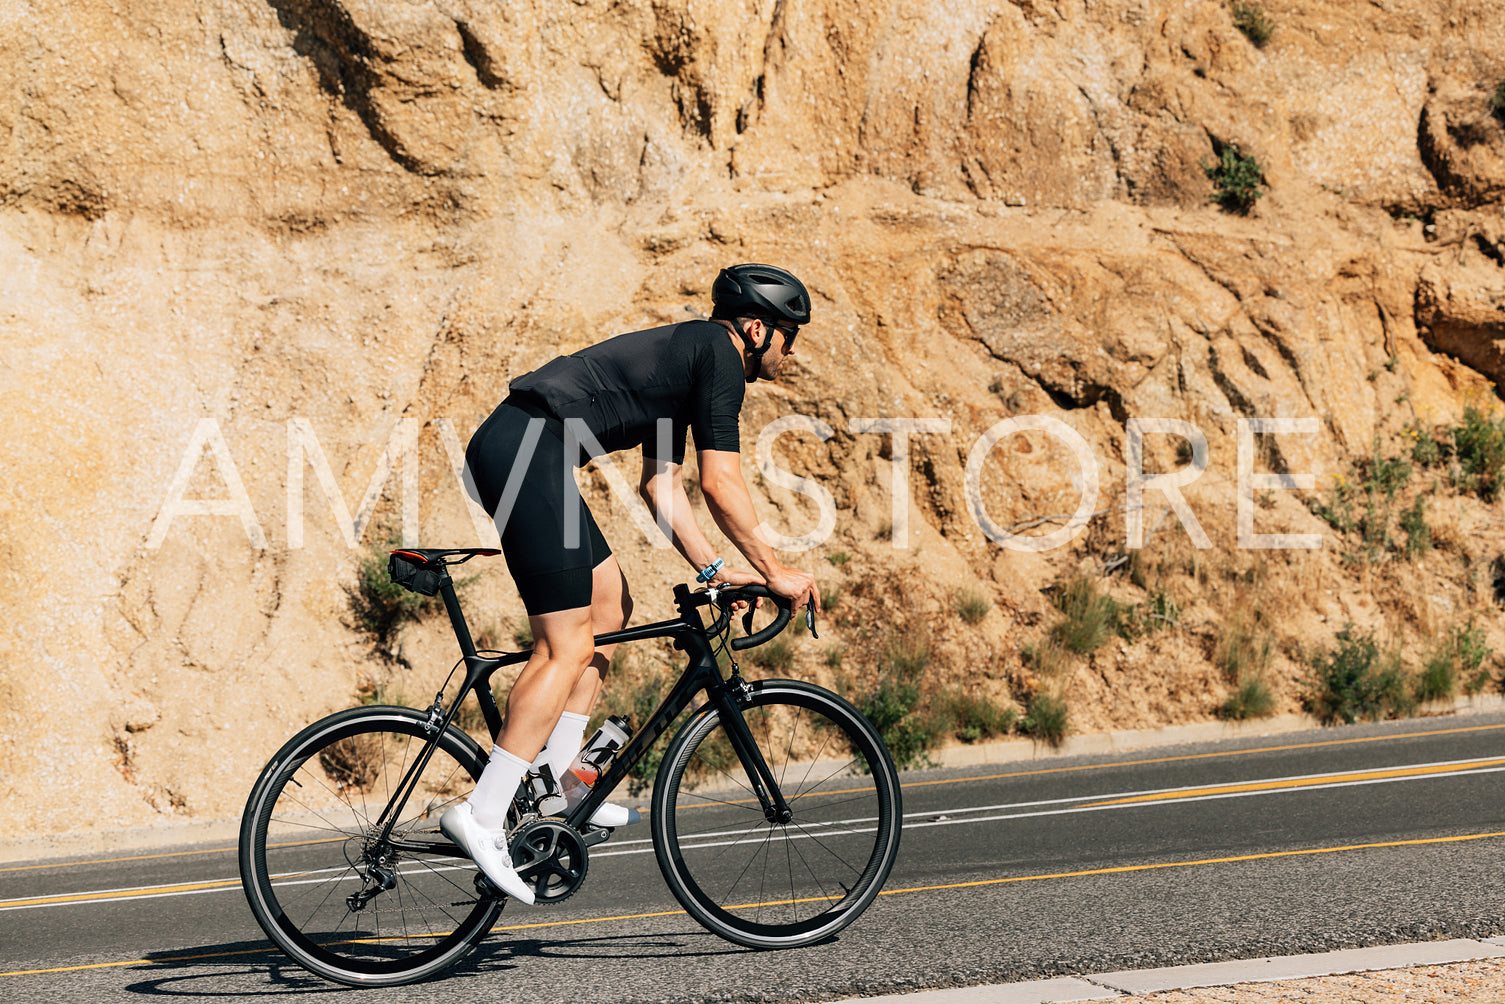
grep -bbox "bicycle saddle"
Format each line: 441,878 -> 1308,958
390,548 -> 500,566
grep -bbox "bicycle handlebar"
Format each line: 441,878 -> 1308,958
694,584 -> 794,651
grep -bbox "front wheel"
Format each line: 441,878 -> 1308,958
238,706 -> 501,987
651,680 -> 903,949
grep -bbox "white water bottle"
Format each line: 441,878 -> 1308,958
562,715 -> 631,799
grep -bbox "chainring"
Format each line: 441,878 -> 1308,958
508,816 -> 589,904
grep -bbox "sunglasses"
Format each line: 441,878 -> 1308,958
773,322 -> 799,349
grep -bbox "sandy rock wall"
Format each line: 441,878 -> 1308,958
2,0 -> 1503,839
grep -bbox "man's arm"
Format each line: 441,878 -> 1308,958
696,449 -> 818,611
638,456 -> 721,574
638,450 -> 818,610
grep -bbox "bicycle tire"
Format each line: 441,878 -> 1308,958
651,680 -> 902,948
238,706 -> 502,986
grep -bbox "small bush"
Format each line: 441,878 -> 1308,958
319,733 -> 385,791
826,551 -> 851,566
746,635 -> 796,673
1406,421 -> 1444,467
1214,615 -> 1274,683
884,630 -> 931,679
955,588 -> 992,625
1121,589 -> 1181,638
1492,79 -> 1505,119
1050,576 -> 1122,654
821,585 -> 843,612
933,688 -> 1016,744
1399,495 -> 1431,560
1414,651 -> 1456,704
1309,443 -> 1417,565
825,644 -> 846,670
1019,693 -> 1069,746
1429,618 -> 1493,697
856,675 -> 935,770
1231,1 -> 1273,47
1204,146 -> 1265,214
1021,639 -> 1073,681
346,547 -> 434,649
1304,626 -> 1414,725
1218,677 -> 1276,720
1452,406 -> 1505,502
513,623 -> 534,649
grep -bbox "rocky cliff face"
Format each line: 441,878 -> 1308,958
2,0 -> 1503,839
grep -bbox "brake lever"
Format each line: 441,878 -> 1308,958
806,606 -> 819,640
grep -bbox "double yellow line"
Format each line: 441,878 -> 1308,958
7,829 -> 1505,978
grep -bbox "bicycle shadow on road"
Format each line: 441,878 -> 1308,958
115,928 -> 751,996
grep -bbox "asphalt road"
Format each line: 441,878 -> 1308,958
6,712 -> 1505,1002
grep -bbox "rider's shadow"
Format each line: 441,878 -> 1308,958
116,929 -> 747,996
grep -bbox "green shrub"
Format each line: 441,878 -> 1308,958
826,551 -> 851,566
821,584 -> 842,612
1414,651 -> 1456,704
1435,619 -> 1493,696
1452,405 -> 1505,501
1231,1 -> 1273,47
825,643 -> 846,670
1399,495 -> 1431,560
1304,626 -> 1415,724
1204,146 -> 1265,214
746,634 -> 796,673
1214,616 -> 1273,683
884,631 -> 931,679
1018,693 -> 1069,746
933,688 -> 1016,744
1021,640 -> 1072,681
1310,442 -> 1416,564
345,546 -> 435,650
955,588 -> 991,625
1050,576 -> 1122,654
1492,78 -> 1505,119
1218,677 -> 1276,720
1406,421 -> 1444,467
856,675 -> 935,770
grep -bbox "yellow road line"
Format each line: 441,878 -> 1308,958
0,878 -> 243,910
876,829 -> 1505,896
1077,757 -> 1505,808
7,721 -> 1502,873
7,829 -> 1505,978
899,721 -> 1505,790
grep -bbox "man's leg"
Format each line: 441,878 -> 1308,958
562,556 -> 634,717
497,604 -> 598,763
441,604 -> 596,906
533,557 -> 633,785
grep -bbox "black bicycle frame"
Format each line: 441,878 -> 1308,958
371,576 -> 791,851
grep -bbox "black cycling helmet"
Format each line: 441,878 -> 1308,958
711,264 -> 811,382
711,263 -> 811,326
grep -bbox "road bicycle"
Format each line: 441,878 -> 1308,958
238,547 -> 903,987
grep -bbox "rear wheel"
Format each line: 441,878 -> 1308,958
651,681 -> 902,948
238,706 -> 501,986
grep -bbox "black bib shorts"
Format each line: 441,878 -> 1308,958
464,396 -> 612,616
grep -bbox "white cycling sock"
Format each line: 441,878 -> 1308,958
469,745 -> 530,832
534,711 -> 590,786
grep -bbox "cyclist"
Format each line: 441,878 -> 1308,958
443,263 -> 821,903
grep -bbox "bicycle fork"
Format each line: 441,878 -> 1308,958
711,677 -> 793,825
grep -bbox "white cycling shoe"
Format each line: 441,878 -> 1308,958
440,803 -> 535,906
583,798 -> 641,828
563,786 -> 641,827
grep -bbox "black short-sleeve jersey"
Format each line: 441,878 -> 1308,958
508,320 -> 746,465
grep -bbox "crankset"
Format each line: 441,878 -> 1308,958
508,817 -> 589,904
